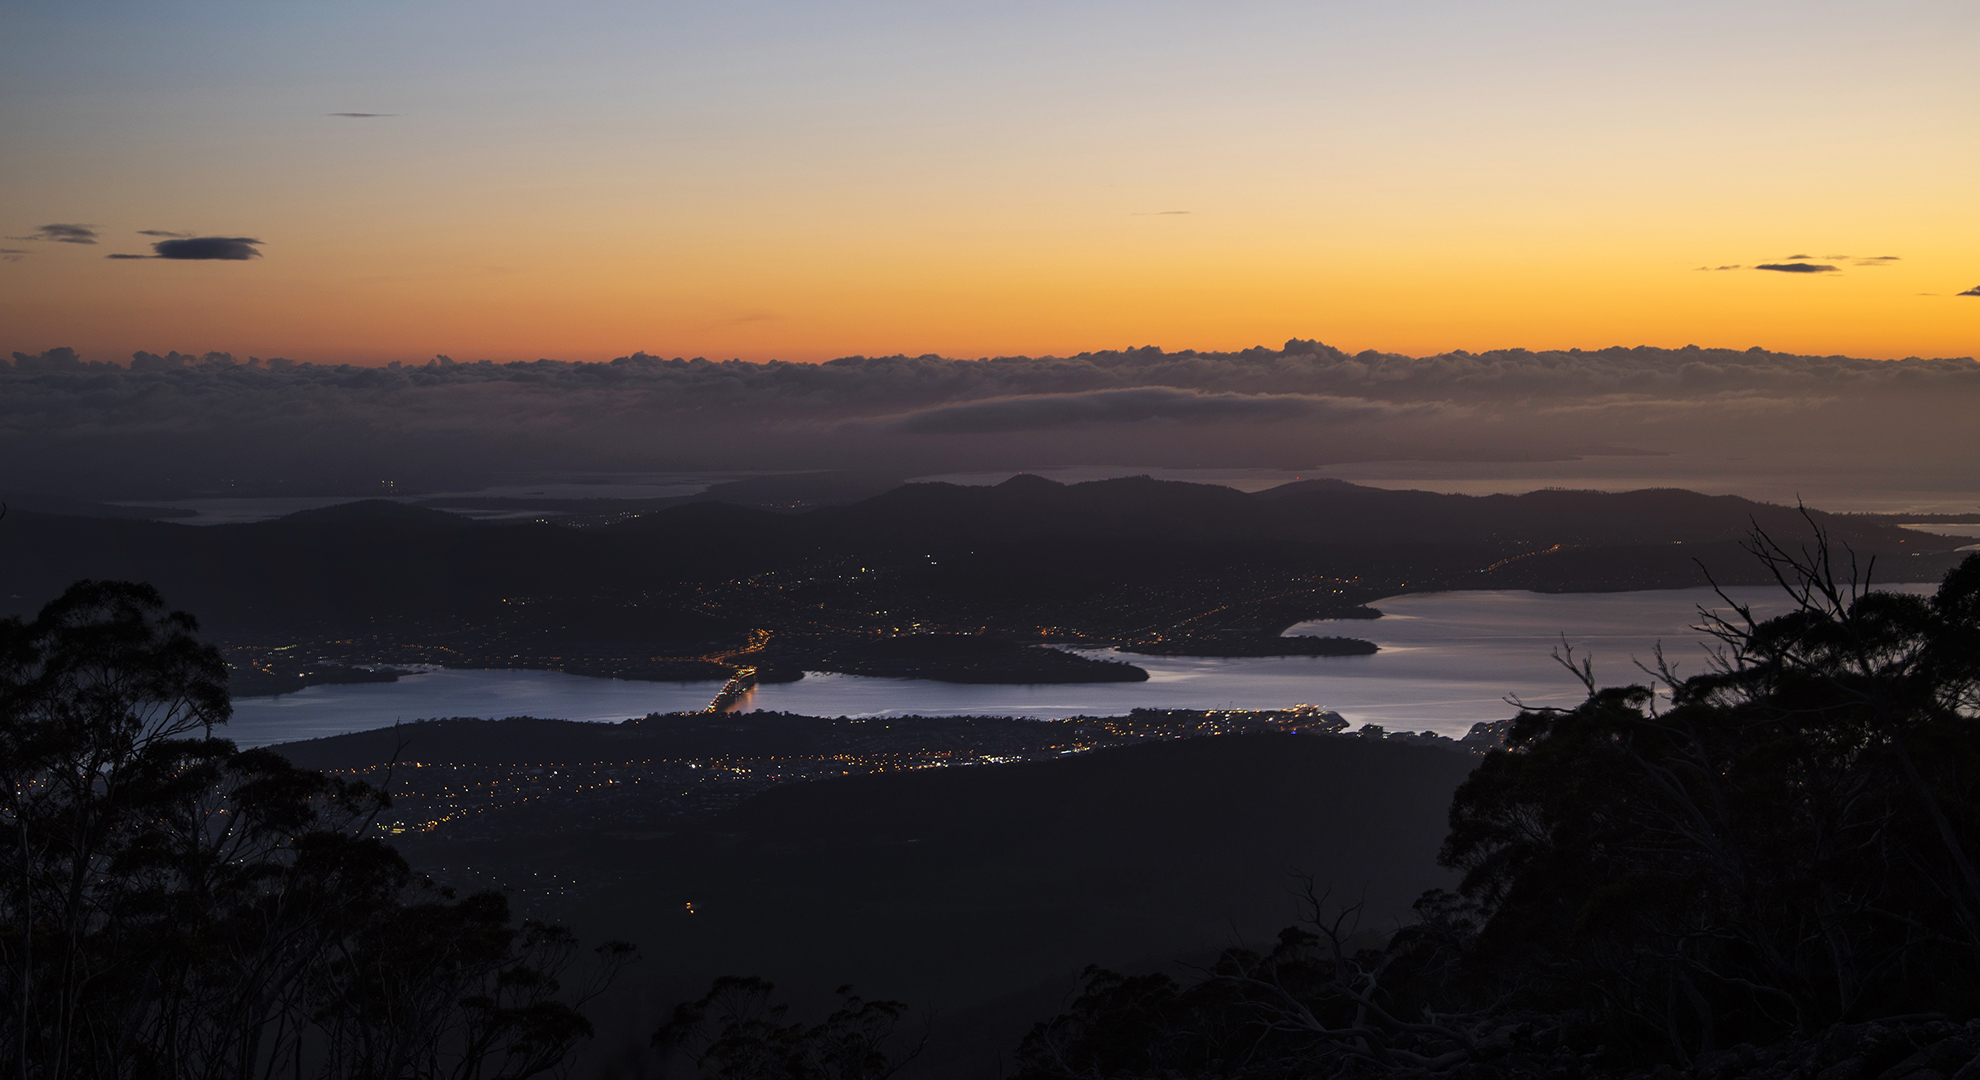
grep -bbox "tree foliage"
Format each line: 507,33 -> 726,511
0,580 -> 632,1080
1442,539 -> 1980,1063
1018,541 -> 1980,1077
654,977 -> 921,1080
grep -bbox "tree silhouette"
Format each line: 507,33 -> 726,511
1441,540 -> 1980,1063
1017,540 -> 1980,1076
0,580 -> 632,1080
654,977 -> 922,1080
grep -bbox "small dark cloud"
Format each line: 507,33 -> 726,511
1854,256 -> 1901,266
1755,263 -> 1838,274
328,112 -> 395,118
155,236 -> 262,260
18,223 -> 97,244
1695,265 -> 1743,271
1786,253 -> 1811,259
0,248 -> 27,262
1959,286 -> 1980,297
138,229 -> 193,238
106,236 -> 263,261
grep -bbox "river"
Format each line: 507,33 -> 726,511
225,584 -> 1934,747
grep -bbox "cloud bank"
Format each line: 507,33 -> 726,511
0,341 -> 1975,500
889,388 -> 1415,433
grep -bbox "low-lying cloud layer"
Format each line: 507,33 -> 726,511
889,388 -> 1421,433
1,341 -> 1976,500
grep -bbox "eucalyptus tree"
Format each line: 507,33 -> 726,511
0,580 -> 630,1080
1442,538 -> 1980,1063
1015,540 -> 1980,1077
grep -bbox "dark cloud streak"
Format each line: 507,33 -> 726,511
1755,263 -> 1838,274
109,237 -> 264,261
18,224 -> 97,244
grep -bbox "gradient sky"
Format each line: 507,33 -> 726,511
3,0 -> 1975,365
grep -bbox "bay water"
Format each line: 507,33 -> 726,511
226,584 -> 1932,747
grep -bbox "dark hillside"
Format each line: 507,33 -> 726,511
552,734 -> 1473,1065
269,721 -> 1478,1076
0,489 -> 195,519
0,480 -> 1953,632
784,476 -> 1947,551
0,506 -> 783,633
795,474 -> 1262,545
1252,483 -> 1947,547
0,478 -> 1961,690
410,470 -> 907,519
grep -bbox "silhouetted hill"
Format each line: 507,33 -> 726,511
0,491 -> 195,520
595,498 -> 801,539
780,476 -> 1947,551
0,478 -> 1961,673
1251,483 -> 1928,547
993,472 -> 1067,497
409,732 -> 1477,1076
693,470 -> 907,509
410,471 -> 908,520
1250,477 -> 1365,497
796,475 -> 1263,544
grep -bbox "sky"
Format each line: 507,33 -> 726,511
2,0 -> 1976,366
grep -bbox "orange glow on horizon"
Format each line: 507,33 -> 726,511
4,1 -> 1974,365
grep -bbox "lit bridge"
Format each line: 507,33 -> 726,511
706,666 -> 758,713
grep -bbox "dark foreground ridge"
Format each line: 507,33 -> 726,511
276,720 -> 1485,1079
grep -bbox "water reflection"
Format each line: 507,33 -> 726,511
228,584 -> 1931,747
